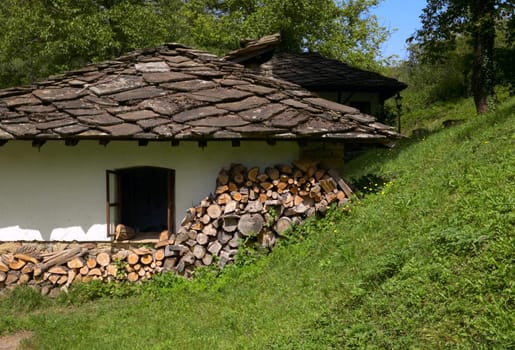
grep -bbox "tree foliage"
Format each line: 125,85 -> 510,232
0,0 -> 390,88
413,0 -> 515,114
181,0 -> 389,70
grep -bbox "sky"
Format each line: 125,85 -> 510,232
371,0 -> 428,60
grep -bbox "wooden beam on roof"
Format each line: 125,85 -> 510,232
297,139 -> 308,147
32,139 -> 46,149
65,139 -> 79,146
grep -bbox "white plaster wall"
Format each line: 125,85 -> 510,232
0,140 -> 299,241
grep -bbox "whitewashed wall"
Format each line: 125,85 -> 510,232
0,140 -> 299,241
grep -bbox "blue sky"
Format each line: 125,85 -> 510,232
371,0 -> 427,60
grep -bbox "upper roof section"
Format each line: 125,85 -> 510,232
0,43 -> 399,144
224,33 -> 407,100
259,53 -> 408,99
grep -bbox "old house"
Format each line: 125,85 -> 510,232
0,43 -> 400,243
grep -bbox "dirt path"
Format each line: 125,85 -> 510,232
0,331 -> 33,350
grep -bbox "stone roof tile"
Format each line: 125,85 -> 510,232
0,43 -> 401,143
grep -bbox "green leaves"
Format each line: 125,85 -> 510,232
0,0 -> 391,88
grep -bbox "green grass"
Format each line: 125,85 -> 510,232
1,97 -> 514,349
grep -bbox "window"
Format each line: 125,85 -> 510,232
106,166 -> 175,238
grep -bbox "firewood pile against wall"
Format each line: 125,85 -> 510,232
0,160 -> 354,295
168,160 -> 353,275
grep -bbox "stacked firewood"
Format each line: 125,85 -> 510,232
0,245 -> 168,295
165,160 -> 353,275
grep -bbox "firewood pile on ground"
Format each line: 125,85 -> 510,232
0,160 -> 353,295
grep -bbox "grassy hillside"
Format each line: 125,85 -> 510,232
1,97 -> 513,349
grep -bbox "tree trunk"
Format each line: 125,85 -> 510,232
471,0 -> 495,114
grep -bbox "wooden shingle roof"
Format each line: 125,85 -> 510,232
0,44 -> 399,144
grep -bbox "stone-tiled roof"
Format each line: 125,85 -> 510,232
258,53 -> 407,99
0,43 -> 399,143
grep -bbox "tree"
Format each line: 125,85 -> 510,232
0,0 -> 390,87
0,0 -> 175,88
179,0 -> 390,71
414,0 -> 515,114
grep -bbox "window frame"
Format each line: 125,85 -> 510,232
106,167 -> 175,238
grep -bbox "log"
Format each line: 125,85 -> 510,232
200,214 -> 211,225
274,216 -> 292,235
196,233 -> 209,245
182,252 -> 196,265
0,260 -> 8,272
233,172 -> 245,185
217,193 -> 232,205
96,252 -> 111,267
115,224 -> 136,241
266,167 -> 280,180
48,266 -> 68,275
154,249 -> 165,261
106,264 -> 117,277
79,266 -> 89,275
86,256 -> 97,269
224,200 -> 237,214
202,224 -> 218,236
21,262 -> 35,274
132,247 -> 152,256
202,253 -> 213,266
66,269 -> 77,287
18,273 -> 30,285
181,207 -> 196,226
127,271 -> 139,282
88,268 -> 102,276
127,253 -> 139,265
140,254 -> 153,265
256,173 -> 269,182
238,213 -> 264,236
215,185 -> 229,194
207,204 -> 222,219
0,271 -> 6,282
67,257 -> 85,269
113,250 -> 129,261
328,169 -> 353,197
57,275 -> 68,285
228,182 -> 238,192
9,259 -> 26,270
217,170 -> 229,185
217,231 -> 232,245
277,164 -> 293,174
34,248 -> 85,276
231,191 -> 243,202
193,245 -> 206,259
48,274 -> 60,285
6,271 -> 20,285
247,167 -> 259,182
163,257 -> 177,271
223,216 -> 239,233
319,178 -> 336,193
207,241 -> 222,255
159,230 -> 170,241
14,253 -> 39,265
